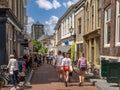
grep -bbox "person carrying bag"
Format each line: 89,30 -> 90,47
61,53 -> 72,87
77,53 -> 87,86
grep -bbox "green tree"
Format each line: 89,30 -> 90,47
33,39 -> 42,52
44,48 -> 48,53
39,47 -> 48,54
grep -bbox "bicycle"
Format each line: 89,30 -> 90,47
0,65 -> 10,87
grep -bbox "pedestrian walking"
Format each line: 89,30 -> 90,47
77,53 -> 87,86
61,53 -> 72,87
38,54 -> 42,65
46,54 -> 50,64
34,54 -> 38,69
22,55 -> 27,74
54,51 -> 64,81
49,54 -> 54,65
42,55 -> 45,64
63,52 -> 73,83
7,54 -> 19,89
27,54 -> 33,72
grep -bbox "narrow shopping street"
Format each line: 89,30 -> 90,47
1,63 -> 100,90
1,0 -> 120,90
30,64 -> 99,90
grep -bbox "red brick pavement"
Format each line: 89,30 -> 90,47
1,64 -> 100,90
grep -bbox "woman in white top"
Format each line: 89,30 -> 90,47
7,54 -> 19,85
54,51 -> 64,81
61,53 -> 71,87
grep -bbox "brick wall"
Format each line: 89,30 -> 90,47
101,0 -> 120,57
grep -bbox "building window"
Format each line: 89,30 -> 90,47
77,43 -> 83,59
64,21 -> 65,35
87,11 -> 89,32
104,6 -> 111,47
98,0 -> 101,27
115,0 -> 120,46
92,6 -> 94,30
78,18 -> 82,34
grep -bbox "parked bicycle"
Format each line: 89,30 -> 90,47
85,67 -> 100,82
0,65 -> 10,87
0,65 -> 27,87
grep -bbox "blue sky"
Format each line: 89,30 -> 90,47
26,0 -> 78,35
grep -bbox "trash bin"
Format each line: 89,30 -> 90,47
101,60 -> 109,77
107,62 -> 120,83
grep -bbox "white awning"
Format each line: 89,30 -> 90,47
58,45 -> 71,52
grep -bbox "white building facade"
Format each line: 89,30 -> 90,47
55,4 -> 76,61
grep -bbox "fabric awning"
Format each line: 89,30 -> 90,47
58,45 -> 71,52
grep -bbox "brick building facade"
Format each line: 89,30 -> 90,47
100,0 -> 120,61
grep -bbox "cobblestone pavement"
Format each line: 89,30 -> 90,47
1,63 -> 100,90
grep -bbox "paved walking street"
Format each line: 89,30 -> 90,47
30,63 -> 100,90
1,63 -> 99,90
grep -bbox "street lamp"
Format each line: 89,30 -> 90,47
69,26 -> 74,35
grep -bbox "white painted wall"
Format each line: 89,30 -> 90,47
61,11 -> 75,40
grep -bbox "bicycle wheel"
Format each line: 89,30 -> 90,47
0,77 -> 5,87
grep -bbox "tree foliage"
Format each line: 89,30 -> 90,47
33,39 -> 42,52
39,47 -> 48,54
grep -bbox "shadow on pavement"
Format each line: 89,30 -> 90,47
31,64 -> 59,84
31,64 -> 94,87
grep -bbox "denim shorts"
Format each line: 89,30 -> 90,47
79,67 -> 86,71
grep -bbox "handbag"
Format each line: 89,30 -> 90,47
70,65 -> 73,72
9,66 -> 14,75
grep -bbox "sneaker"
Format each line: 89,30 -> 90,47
68,78 -> 71,83
65,81 -> 67,87
79,82 -> 82,86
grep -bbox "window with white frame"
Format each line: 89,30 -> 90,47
63,21 -> 65,35
98,0 -> 101,27
116,0 -> 120,46
104,6 -> 111,47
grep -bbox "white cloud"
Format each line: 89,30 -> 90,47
63,1 -> 73,8
28,17 -> 35,24
53,0 -> 61,9
36,0 -> 61,10
63,0 -> 78,8
27,17 -> 35,33
45,16 -> 58,35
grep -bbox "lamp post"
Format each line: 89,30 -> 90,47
69,26 -> 73,35
69,26 -> 75,63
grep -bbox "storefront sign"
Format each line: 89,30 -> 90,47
64,40 -> 69,45
16,35 -> 24,43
